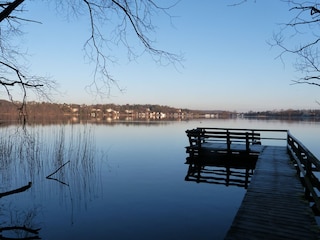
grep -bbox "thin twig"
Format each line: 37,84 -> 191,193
46,160 -> 70,179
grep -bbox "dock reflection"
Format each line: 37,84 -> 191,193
185,153 -> 258,189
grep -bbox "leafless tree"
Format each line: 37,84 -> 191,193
0,0 -> 181,117
0,0 -> 56,118
271,1 -> 320,87
232,0 -> 320,87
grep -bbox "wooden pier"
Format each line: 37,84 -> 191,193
185,128 -> 320,239
225,146 -> 319,239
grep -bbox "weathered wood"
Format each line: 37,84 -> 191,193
287,131 -> 320,214
197,128 -> 262,147
288,131 -> 320,169
186,128 -> 263,156
185,127 -> 320,239
225,146 -> 320,240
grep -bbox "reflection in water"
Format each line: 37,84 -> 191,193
0,119 -> 319,239
0,125 -> 106,238
185,153 -> 258,189
0,182 -> 41,239
0,182 -> 32,198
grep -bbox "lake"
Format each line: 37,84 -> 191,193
0,118 -> 319,239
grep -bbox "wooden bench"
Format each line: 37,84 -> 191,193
186,128 -> 262,156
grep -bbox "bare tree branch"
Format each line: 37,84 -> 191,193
78,0 -> 182,97
0,0 -> 182,109
231,0 -> 320,87
0,0 -> 24,22
267,1 -> 320,87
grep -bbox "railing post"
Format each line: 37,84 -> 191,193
245,132 -> 249,152
304,155 -> 312,200
286,132 -> 289,153
251,130 -> 254,143
197,128 -> 202,148
227,130 -> 230,152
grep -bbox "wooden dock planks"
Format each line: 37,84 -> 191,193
225,146 -> 320,240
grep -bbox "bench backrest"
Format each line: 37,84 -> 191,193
186,128 -> 261,149
199,129 -> 261,145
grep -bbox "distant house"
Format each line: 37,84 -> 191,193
125,109 -> 133,114
90,108 -> 102,118
70,104 -> 80,114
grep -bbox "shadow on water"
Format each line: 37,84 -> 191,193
0,125 -> 107,239
0,182 -> 40,239
185,153 -> 258,189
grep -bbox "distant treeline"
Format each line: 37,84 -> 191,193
243,109 -> 320,120
0,100 -> 194,121
0,100 -> 319,123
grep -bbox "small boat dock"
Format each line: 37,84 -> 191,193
185,127 -> 320,239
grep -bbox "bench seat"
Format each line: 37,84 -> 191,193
201,142 -> 263,153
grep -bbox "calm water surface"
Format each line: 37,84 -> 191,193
0,118 -> 320,239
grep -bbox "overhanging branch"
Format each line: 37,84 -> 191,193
0,0 -> 24,22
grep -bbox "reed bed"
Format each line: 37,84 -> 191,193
0,124 -> 106,197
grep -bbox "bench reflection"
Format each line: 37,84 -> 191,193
185,153 -> 258,189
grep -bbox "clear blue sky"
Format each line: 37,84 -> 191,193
18,1 -> 320,111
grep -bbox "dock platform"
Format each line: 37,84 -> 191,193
185,127 -> 320,239
225,146 -> 320,239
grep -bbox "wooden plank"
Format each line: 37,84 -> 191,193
203,131 -> 260,138
225,146 -> 320,240
197,127 -> 287,133
201,142 -> 263,153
